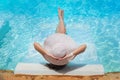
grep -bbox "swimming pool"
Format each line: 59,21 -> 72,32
0,0 -> 120,73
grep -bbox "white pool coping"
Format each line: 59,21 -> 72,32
14,63 -> 104,76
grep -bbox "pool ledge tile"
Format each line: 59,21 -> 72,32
14,63 -> 104,76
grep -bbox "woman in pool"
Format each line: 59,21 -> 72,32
34,8 -> 86,66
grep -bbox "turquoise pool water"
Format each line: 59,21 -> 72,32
0,0 -> 120,73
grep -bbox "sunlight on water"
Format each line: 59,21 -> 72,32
0,0 -> 120,72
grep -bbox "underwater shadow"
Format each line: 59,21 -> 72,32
45,62 -> 86,74
0,21 -> 11,48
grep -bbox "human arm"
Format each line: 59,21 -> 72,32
72,44 -> 87,56
59,44 -> 87,60
34,42 -> 48,56
33,42 -> 58,59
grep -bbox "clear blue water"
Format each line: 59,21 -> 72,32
0,0 -> 120,73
